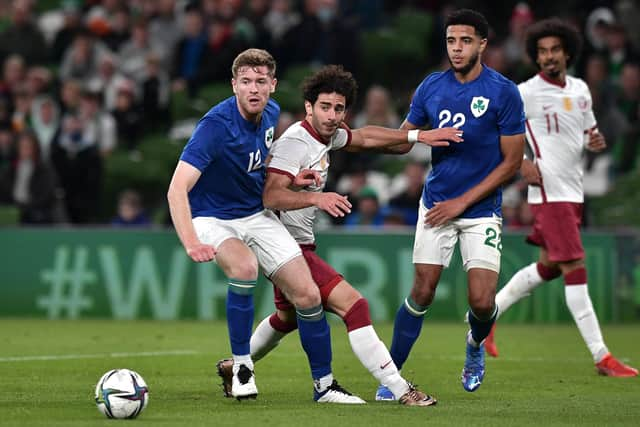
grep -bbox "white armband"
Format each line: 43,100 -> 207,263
407,129 -> 420,143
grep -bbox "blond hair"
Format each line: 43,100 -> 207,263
231,49 -> 276,78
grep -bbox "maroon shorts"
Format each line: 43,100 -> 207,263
526,202 -> 584,263
273,244 -> 343,311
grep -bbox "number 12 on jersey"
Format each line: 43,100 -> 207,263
247,149 -> 262,172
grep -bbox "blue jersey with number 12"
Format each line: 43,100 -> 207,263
180,96 -> 279,220
407,65 -> 525,218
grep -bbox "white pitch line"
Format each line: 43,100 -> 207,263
0,350 -> 200,363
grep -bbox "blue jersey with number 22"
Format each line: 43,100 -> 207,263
180,96 -> 279,220
407,65 -> 525,218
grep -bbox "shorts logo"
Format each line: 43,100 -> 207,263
470,96 -> 490,118
265,126 -> 274,148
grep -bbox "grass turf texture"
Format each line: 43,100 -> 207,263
0,320 -> 638,426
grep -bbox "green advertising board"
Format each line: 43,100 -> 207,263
0,228 -> 633,322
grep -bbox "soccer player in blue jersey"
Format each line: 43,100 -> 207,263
375,9 -> 526,399
167,49 -> 363,404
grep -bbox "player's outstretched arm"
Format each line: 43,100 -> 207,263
425,133 -> 525,226
167,161 -> 216,262
263,172 -> 352,218
345,125 -> 462,153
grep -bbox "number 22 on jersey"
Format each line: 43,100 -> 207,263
438,109 -> 466,129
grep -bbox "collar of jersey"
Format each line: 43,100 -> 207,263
301,119 -> 330,145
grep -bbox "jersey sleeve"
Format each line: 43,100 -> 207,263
517,81 -> 532,119
179,117 -> 223,171
406,78 -> 430,127
332,127 -> 351,150
582,86 -> 597,131
498,82 -> 526,135
267,137 -> 308,180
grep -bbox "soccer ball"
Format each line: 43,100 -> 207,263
95,369 -> 149,419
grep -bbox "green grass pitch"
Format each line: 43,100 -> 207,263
0,319 -> 638,426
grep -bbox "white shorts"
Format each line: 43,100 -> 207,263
413,201 -> 502,273
192,209 -> 302,278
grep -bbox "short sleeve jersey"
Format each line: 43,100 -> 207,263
179,96 -> 279,219
407,65 -> 525,218
266,120 -> 351,244
518,74 -> 596,204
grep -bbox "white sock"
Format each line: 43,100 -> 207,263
232,354 -> 253,370
565,284 -> 609,362
315,373 -> 335,393
495,262 -> 543,318
348,325 -> 409,398
249,316 -> 289,362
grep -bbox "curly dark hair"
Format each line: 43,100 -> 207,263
301,65 -> 358,108
525,18 -> 583,68
445,9 -> 489,39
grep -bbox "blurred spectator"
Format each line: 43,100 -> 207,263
170,6 -> 207,96
25,66 -> 53,97
11,85 -> 32,133
245,0 -> 272,50
263,0 -> 300,44
336,163 -> 390,206
0,0 -> 47,66
101,6 -> 131,52
141,53 -> 171,132
29,95 -> 61,162
344,186 -> 385,227
277,0 -> 361,76
0,128 -> 15,202
148,0 -> 181,68
612,61 -> 640,175
59,29 -> 110,85
111,82 -> 143,156
58,78 -> 82,115
111,189 -> 151,227
88,53 -> 130,111
275,111 -> 296,139
85,0 -> 122,38
195,19 -> 248,87
51,0 -> 84,62
381,208 -> 407,229
118,18 -> 164,84
503,2 -> 535,80
387,160 -> 427,226
603,23 -> 637,84
352,85 -> 400,129
3,130 -> 61,224
1,54 -> 26,100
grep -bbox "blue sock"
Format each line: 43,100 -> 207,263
296,305 -> 332,380
390,297 -> 427,370
226,279 -> 256,356
468,305 -> 497,345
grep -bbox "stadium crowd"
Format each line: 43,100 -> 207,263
0,0 -> 637,228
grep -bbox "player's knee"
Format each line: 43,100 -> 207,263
410,275 -> 437,306
227,262 -> 259,281
289,282 -> 321,309
468,296 -> 494,318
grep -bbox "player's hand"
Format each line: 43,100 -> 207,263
417,127 -> 463,147
186,243 -> 216,262
293,169 -> 322,188
314,192 -> 352,217
521,159 -> 542,186
586,129 -> 606,152
425,198 -> 466,226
